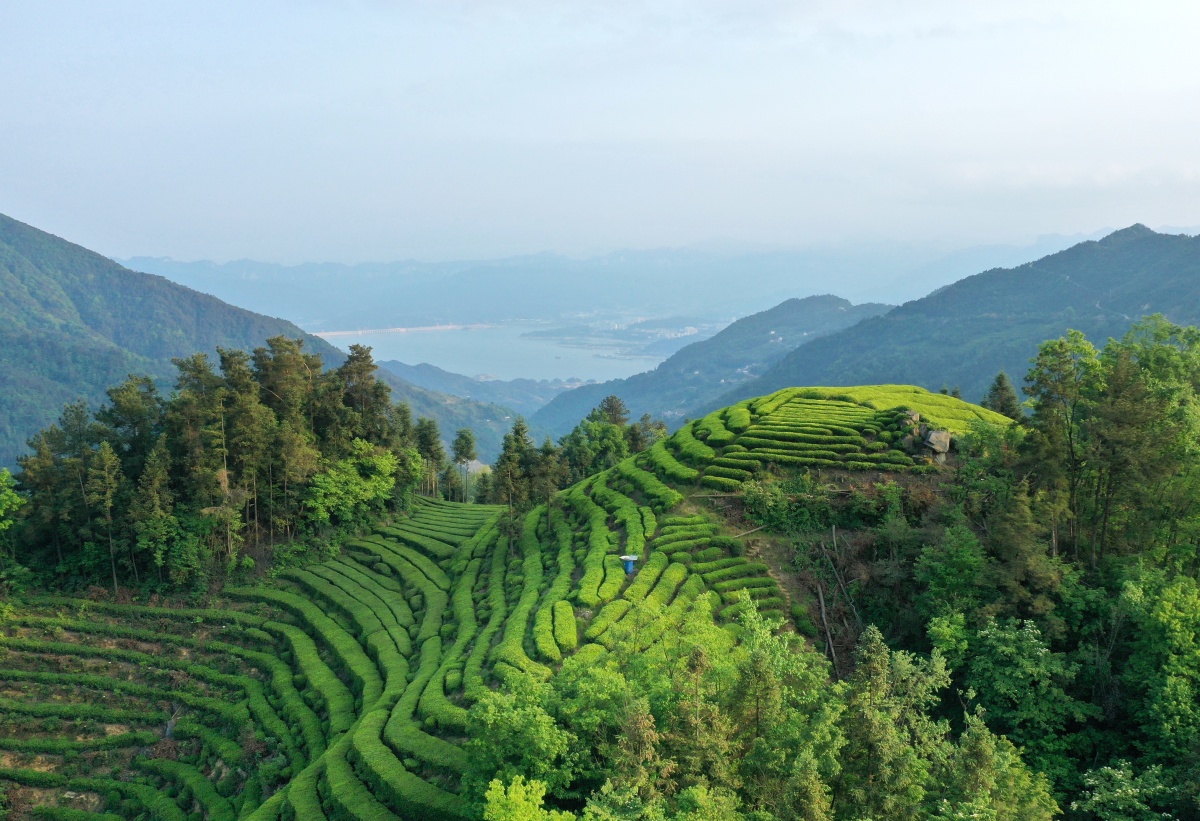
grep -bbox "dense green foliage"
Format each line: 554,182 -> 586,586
7,318 -> 1200,818
4,340 -> 430,591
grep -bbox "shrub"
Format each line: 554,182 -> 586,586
552,600 -> 577,652
701,475 -> 742,492
585,600 -> 631,640
673,423 -> 716,465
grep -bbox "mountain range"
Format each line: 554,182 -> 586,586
0,213 -> 516,465
720,224 -> 1200,409
531,295 -> 891,435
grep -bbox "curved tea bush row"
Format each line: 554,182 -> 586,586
0,769 -> 188,821
617,457 -> 685,510
350,709 -> 469,821
696,410 -> 736,448
552,600 -> 578,652
672,423 -> 716,465
584,600 -> 631,641
419,555 -> 484,730
702,562 -> 771,584
701,475 -> 741,491
463,534 -> 509,698
622,551 -> 669,602
645,440 -> 700,483
361,536 -> 452,591
376,525 -> 456,559
592,478 -> 646,554
7,612 -> 324,762
704,465 -> 754,482
230,587 -> 384,707
596,554 -> 627,604
136,758 -> 237,821
570,480 -> 614,608
490,508 -> 551,681
726,403 -> 752,433
532,514 -> 574,663
264,620 -> 356,737
651,525 -> 716,547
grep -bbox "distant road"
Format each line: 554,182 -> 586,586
314,323 -> 494,338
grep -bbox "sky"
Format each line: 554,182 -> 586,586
3,1 -> 1200,264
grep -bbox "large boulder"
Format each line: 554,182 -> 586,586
924,429 -> 952,454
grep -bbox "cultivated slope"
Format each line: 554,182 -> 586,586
721,225 -> 1200,407
533,295 -> 890,435
0,388 -> 1002,818
0,213 -> 515,463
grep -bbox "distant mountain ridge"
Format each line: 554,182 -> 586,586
0,213 -> 515,464
719,225 -> 1200,408
532,295 -> 891,435
377,360 -> 580,417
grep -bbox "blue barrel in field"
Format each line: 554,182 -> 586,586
620,555 -> 639,574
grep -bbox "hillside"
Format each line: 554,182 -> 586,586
721,225 -> 1200,407
9,371 -> 1200,816
0,388 -> 1016,818
377,360 -> 579,417
532,295 -> 890,435
0,213 -> 514,463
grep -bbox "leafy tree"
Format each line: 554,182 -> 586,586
464,678 -> 577,803
485,776 -> 577,821
1070,760 -> 1170,821
415,417 -> 446,496
597,395 -> 630,427
1022,330 -> 1100,559
928,712 -> 1057,821
962,619 -> 1096,787
85,440 -> 124,594
836,626 -> 948,821
128,436 -> 179,585
0,469 -> 22,534
625,414 -> 667,454
453,428 -> 478,502
982,371 -> 1023,420
304,439 -> 399,528
93,375 -> 164,478
560,413 -> 629,483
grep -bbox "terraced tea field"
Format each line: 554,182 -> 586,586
648,385 -> 1009,491
0,469 -> 777,817
0,388 -> 1003,818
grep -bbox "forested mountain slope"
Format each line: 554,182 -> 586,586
721,225 -> 1200,407
532,295 -> 890,435
378,360 -> 577,417
0,213 -> 514,463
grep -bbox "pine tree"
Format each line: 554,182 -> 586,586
982,371 -> 1023,420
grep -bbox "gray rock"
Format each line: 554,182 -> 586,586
924,429 -> 952,453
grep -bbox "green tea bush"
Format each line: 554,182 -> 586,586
585,600 -> 631,640
622,551 -> 669,602
701,475 -> 742,492
552,600 -> 577,652
616,458 -> 685,511
645,441 -> 700,483
672,424 -> 716,465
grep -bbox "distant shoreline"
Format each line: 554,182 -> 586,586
314,323 -> 494,337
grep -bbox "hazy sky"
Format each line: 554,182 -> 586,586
4,1 -> 1200,263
